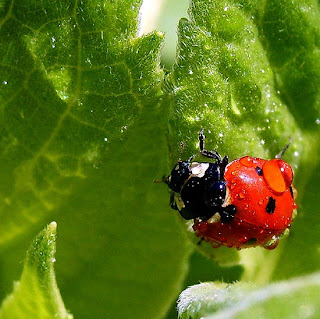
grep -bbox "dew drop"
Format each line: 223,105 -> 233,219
211,241 -> 222,248
263,235 -> 279,250
240,156 -> 254,167
238,192 -> 246,200
238,236 -> 248,244
120,125 -> 128,133
219,236 -> 227,242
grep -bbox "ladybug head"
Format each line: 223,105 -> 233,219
165,161 -> 191,193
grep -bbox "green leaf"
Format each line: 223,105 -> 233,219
2,0 -> 320,318
253,0 -> 320,129
166,0 -> 320,281
177,272 -> 320,319
0,222 -> 72,319
168,0 -> 306,161
0,0 -> 191,318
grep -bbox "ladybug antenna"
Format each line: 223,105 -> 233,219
275,139 -> 292,159
155,141 -> 185,185
179,141 -> 185,161
153,175 -> 169,184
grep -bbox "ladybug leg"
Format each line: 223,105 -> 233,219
219,205 -> 237,223
199,130 -> 222,163
220,156 -> 229,178
199,129 -> 206,152
187,155 -> 195,163
169,192 -> 178,210
201,149 -> 222,162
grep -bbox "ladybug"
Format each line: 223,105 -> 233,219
164,131 -> 297,250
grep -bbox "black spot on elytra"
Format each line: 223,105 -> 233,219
266,197 -> 276,214
255,166 -> 263,176
220,205 -> 237,223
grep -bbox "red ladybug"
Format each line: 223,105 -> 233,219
164,131 -> 297,250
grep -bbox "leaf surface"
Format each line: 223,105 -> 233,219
0,0 -> 191,318
0,222 -> 72,319
167,0 -> 320,282
177,272 -> 320,319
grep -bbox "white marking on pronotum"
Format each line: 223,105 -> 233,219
190,162 -> 210,178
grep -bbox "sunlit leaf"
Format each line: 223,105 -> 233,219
0,222 -> 72,319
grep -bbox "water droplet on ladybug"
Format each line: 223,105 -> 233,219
263,159 -> 289,194
258,200 -> 264,205
220,236 -> 227,242
238,192 -> 246,200
211,241 -> 222,248
263,235 -> 279,250
238,236 -> 249,244
240,156 -> 255,167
